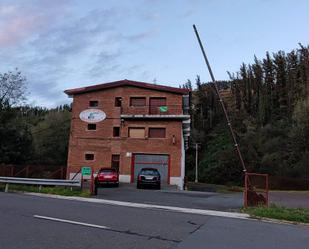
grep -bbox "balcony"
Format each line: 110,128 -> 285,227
120,105 -> 190,120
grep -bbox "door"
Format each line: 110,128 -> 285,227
149,97 -> 166,114
133,154 -> 169,184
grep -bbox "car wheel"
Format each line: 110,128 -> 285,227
115,183 -> 119,187
137,183 -> 141,189
157,184 -> 161,190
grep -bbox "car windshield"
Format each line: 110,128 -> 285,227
100,169 -> 116,175
140,169 -> 159,176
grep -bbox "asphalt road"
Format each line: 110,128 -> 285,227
95,183 -> 243,211
1,192 -> 309,249
96,183 -> 309,209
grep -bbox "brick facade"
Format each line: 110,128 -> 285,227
65,81 -> 190,188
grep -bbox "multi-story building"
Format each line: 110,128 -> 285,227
64,80 -> 190,189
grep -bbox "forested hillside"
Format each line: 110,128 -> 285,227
186,44 -> 309,185
0,69 -> 71,167
0,104 -> 71,166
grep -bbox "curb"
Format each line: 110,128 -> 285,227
23,192 -> 250,220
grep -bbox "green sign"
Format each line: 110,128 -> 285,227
159,106 -> 168,112
81,167 -> 92,176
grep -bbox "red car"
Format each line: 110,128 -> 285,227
95,168 -> 119,190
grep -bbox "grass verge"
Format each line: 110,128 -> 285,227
0,184 -> 90,197
243,204 -> 309,223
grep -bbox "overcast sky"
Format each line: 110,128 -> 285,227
0,0 -> 308,108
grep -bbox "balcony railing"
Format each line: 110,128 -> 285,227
120,105 -> 186,116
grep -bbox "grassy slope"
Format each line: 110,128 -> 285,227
244,204 -> 309,223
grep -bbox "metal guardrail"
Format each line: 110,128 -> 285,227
0,177 -> 81,192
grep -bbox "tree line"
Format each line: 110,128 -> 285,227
185,44 -> 309,184
0,69 -> 71,166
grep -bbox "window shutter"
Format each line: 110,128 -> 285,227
129,128 -> 145,138
130,97 -> 146,107
149,128 -> 166,138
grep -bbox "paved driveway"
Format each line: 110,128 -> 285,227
95,183 -> 243,211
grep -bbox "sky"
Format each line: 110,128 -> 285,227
0,0 -> 308,108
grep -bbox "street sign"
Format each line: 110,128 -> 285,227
81,167 -> 92,176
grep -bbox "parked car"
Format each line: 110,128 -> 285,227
137,168 -> 161,189
95,168 -> 119,189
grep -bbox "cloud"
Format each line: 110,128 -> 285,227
0,0 -> 71,47
0,1 -> 159,108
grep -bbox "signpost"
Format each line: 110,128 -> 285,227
81,166 -> 94,195
81,166 -> 92,176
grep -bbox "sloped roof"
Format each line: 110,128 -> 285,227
64,79 -> 190,96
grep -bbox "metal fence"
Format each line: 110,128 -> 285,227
0,165 -> 66,179
0,176 -> 81,192
244,173 -> 269,208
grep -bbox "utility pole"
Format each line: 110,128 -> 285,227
195,143 -> 200,183
193,24 -> 247,173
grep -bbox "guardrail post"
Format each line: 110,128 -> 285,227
5,183 -> 9,193
39,185 -> 42,192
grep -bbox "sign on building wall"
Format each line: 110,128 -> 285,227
79,109 -> 106,123
159,106 -> 168,112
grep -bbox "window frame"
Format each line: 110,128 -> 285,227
130,97 -> 146,107
148,127 -> 166,138
149,97 -> 167,114
89,100 -> 99,107
87,123 -> 97,131
115,97 -> 122,107
128,127 -> 145,138
113,127 -> 120,137
84,153 -> 95,161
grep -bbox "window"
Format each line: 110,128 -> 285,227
87,124 -> 96,130
128,127 -> 145,138
85,153 -> 94,161
113,127 -> 120,137
149,97 -> 167,114
149,128 -> 166,138
89,100 -> 98,107
115,97 -> 122,107
111,155 -> 120,171
130,97 -> 146,107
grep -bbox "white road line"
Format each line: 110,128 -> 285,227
27,192 -> 250,220
34,215 -> 110,229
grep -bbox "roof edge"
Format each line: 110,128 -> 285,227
64,79 -> 190,96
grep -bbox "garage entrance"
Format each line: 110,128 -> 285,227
132,154 -> 169,184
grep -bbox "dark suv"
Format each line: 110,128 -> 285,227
137,168 -> 161,189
